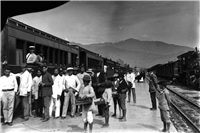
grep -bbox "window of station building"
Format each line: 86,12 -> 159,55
49,47 -> 54,65
16,39 -> 26,65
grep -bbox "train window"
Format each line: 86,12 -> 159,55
43,46 -> 49,64
16,39 -> 26,64
49,47 -> 54,65
64,52 -> 68,65
35,43 -> 42,55
71,53 -> 77,67
60,50 -> 63,65
54,49 -> 59,65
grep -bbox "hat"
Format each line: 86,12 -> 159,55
42,64 -> 47,68
83,75 -> 91,81
59,67 -> 63,71
86,69 -> 93,73
113,73 -> 119,78
29,46 -> 35,49
67,67 -> 73,71
105,80 -> 113,88
158,81 -> 167,87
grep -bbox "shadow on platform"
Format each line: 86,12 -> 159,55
133,104 -> 150,110
67,125 -> 83,132
137,123 -> 159,131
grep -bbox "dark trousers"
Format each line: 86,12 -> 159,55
150,92 -> 157,109
128,88 -> 136,103
102,104 -> 110,124
35,97 -> 43,116
43,96 -> 51,119
96,92 -> 103,115
20,96 -> 29,119
113,96 -> 120,114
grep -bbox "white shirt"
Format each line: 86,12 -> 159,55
97,72 -> 100,77
52,75 -> 63,98
0,75 -> 18,97
26,53 -> 37,64
15,70 -> 33,96
77,72 -> 89,89
32,76 -> 42,99
126,72 -> 136,88
64,74 -> 81,92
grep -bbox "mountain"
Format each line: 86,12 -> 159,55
70,38 -> 193,68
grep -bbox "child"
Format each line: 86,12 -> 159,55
102,80 -> 113,127
80,75 -> 95,133
156,81 -> 171,133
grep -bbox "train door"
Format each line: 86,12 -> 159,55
79,51 -> 86,67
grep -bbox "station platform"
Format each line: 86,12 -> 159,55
1,82 -> 177,133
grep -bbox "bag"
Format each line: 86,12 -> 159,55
75,97 -> 92,105
94,98 -> 105,105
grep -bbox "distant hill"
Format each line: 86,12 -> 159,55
70,38 -> 193,68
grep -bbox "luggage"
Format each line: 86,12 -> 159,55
75,97 -> 92,105
94,98 -> 105,105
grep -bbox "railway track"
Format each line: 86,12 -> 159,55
166,86 -> 200,133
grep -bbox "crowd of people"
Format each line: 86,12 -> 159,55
0,46 -> 171,133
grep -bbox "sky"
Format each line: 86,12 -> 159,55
13,1 -> 199,48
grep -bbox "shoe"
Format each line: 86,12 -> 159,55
8,122 -> 13,126
2,122 -> 7,125
23,117 -> 29,121
42,117 -> 50,122
112,114 -> 116,117
102,124 -> 109,128
119,118 -> 126,122
70,114 -> 74,117
160,129 -> 166,132
95,114 -> 101,116
150,108 -> 157,111
61,116 -> 66,119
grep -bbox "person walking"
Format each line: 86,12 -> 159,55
15,65 -> 33,121
79,75 -> 95,133
0,66 -> 18,126
117,72 -> 128,122
39,64 -> 53,122
62,67 -> 81,118
49,68 -> 63,119
146,69 -> 158,111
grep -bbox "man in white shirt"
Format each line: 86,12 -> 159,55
49,68 -> 63,118
0,66 -> 18,126
15,65 -> 33,121
26,46 -> 37,66
126,68 -> 136,103
32,69 -> 42,117
62,67 -> 81,118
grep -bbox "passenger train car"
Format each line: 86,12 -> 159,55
1,18 -> 129,77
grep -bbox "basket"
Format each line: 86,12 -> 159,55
94,98 -> 105,105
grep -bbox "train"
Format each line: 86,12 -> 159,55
148,48 -> 200,90
1,17 -> 130,77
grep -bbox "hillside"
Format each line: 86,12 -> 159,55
70,38 -> 193,68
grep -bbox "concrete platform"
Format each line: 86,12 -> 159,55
1,82 -> 177,133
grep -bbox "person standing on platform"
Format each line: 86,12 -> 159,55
15,65 -> 33,121
26,46 -> 37,67
102,81 -> 112,127
111,73 -> 121,117
79,75 -> 95,133
146,69 -> 158,111
49,68 -> 63,119
62,67 -> 81,118
32,69 -> 42,117
39,64 -> 53,122
93,64 -> 107,116
126,68 -> 136,103
117,72 -> 128,122
0,66 -> 18,126
156,81 -> 171,133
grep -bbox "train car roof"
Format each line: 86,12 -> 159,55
71,45 -> 101,57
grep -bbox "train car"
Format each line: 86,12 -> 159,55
71,45 -> 103,70
1,18 -> 79,75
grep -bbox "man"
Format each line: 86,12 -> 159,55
39,64 -> 53,122
93,64 -> 107,116
0,66 -> 18,126
117,72 -> 128,122
36,50 -> 44,66
126,68 -> 136,103
26,46 -> 37,66
49,68 -> 63,118
62,67 -> 81,118
146,69 -> 158,111
32,69 -> 42,117
73,67 -> 79,76
15,65 -> 33,121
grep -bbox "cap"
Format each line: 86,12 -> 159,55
83,74 -> 91,81
29,46 -> 35,49
67,67 -> 73,71
42,64 -> 48,68
86,69 -> 93,73
113,73 -> 119,78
